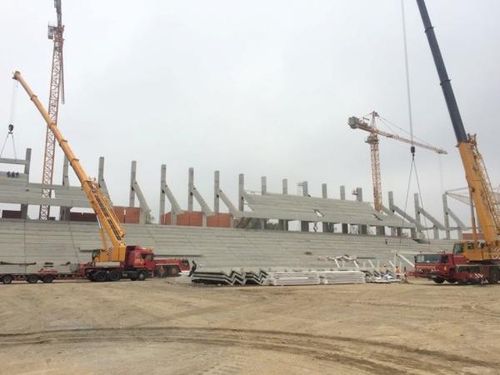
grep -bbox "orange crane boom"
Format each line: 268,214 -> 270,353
13,71 -> 126,263
349,111 -> 447,211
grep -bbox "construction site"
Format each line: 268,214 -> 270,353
1,1 -> 499,374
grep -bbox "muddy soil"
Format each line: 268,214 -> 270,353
0,277 -> 499,374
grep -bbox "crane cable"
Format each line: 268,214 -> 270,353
398,0 -> 432,247
0,81 -> 19,159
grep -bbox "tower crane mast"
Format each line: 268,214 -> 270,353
349,111 -> 447,212
40,0 -> 65,220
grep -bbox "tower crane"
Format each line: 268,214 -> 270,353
40,0 -> 65,220
348,111 -> 447,212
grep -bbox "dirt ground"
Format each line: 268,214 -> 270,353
0,277 -> 499,375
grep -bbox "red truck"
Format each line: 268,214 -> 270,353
0,246 -> 190,284
414,247 -> 495,285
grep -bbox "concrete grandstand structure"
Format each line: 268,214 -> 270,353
0,148 -> 467,271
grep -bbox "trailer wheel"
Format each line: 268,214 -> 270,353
433,277 -> 445,284
107,270 -> 121,282
42,275 -> 54,284
26,275 -> 39,284
2,275 -> 13,285
93,271 -> 107,282
137,271 -> 147,281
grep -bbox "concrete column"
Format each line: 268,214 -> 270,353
261,176 -> 267,195
23,148 -> 31,175
63,156 -> 69,185
356,187 -> 368,235
442,194 -> 451,240
20,148 -> 32,219
282,179 -> 288,195
322,183 -> 327,198
355,187 -> 363,202
59,150 -> 71,221
300,181 -> 309,232
414,193 -> 422,236
279,179 -> 288,230
302,181 -> 309,196
188,167 -> 194,212
340,185 -> 348,234
159,164 -> 166,224
322,183 -> 330,232
62,155 -> 69,187
129,161 -> 136,207
238,174 -> 244,211
98,157 -> 105,184
214,170 -> 220,214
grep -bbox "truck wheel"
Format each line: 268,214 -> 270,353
93,271 -> 107,282
42,275 -> 54,284
167,266 -> 180,277
433,277 -> 445,284
2,275 -> 13,285
137,271 -> 147,281
488,269 -> 499,284
446,279 -> 456,284
107,270 -> 121,282
26,275 -> 39,284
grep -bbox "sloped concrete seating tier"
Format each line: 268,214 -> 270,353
0,219 -> 454,269
241,192 -> 413,228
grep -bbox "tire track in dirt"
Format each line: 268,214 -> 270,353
0,326 -> 497,375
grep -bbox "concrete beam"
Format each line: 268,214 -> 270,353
132,180 -> 152,224
192,186 -> 214,216
414,193 -> 445,239
218,189 -> 239,215
388,191 -> 417,238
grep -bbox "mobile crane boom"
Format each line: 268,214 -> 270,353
13,71 -> 126,263
416,0 -> 500,261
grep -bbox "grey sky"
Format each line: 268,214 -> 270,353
1,0 -> 499,223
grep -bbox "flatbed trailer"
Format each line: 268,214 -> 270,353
0,254 -> 191,284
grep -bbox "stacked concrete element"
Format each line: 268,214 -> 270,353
191,269 -> 366,286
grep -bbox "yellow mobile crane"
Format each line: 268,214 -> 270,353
414,1 -> 500,283
14,71 -> 158,282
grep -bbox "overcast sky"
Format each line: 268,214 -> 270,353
1,0 -> 499,225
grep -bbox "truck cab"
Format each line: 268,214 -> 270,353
124,246 -> 156,272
